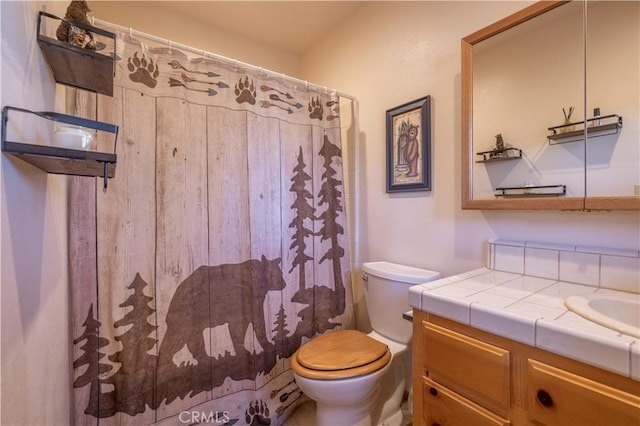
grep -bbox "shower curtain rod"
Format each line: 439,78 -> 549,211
92,17 -> 357,101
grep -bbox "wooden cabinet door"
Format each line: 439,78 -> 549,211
424,321 -> 511,412
527,359 -> 640,426
423,377 -> 511,426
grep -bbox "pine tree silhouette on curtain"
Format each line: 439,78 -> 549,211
73,304 -> 114,417
290,134 -> 346,342
107,273 -> 158,415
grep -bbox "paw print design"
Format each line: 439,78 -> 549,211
245,399 -> 271,425
308,96 -> 324,120
127,52 -> 160,89
235,76 -> 256,105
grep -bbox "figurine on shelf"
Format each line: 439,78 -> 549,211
490,133 -> 506,158
56,1 -> 97,50
495,133 -> 504,151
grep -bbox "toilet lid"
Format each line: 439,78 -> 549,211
297,330 -> 389,371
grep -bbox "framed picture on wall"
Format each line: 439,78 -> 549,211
386,96 -> 432,192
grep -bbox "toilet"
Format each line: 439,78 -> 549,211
291,261 -> 441,426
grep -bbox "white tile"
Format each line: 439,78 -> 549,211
559,251 -> 600,286
485,276 -> 556,301
470,303 -> 536,345
536,319 -> 631,377
466,292 -> 515,309
408,285 -> 424,310
455,271 -> 521,291
576,245 -> 640,258
505,300 -> 566,320
553,311 -> 624,339
494,244 -> 525,274
632,342 -> 640,381
600,255 -> 640,293
422,292 -> 472,325
524,247 -> 559,280
490,239 -> 525,247
522,282 -> 596,310
525,241 -> 576,251
454,268 -> 492,280
429,284 -> 479,299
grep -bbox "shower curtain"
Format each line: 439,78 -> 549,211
69,30 -> 354,426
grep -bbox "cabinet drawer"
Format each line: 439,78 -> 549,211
423,321 -> 510,411
423,377 -> 510,426
527,359 -> 640,426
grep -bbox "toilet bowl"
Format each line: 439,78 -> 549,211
290,262 -> 441,426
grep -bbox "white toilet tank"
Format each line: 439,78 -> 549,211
362,261 -> 440,344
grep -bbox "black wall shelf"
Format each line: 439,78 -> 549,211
548,114 -> 623,145
1,106 -> 118,188
495,184 -> 566,198
476,147 -> 522,163
37,11 -> 116,96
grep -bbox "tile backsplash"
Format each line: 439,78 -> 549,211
488,240 -> 640,293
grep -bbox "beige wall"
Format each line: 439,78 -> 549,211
1,2 -> 71,425
299,1 -> 640,327
299,1 -> 640,261
90,1 -> 300,76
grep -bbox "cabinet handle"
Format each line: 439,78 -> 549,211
429,387 -> 438,396
536,389 -> 554,407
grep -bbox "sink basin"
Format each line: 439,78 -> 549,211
565,293 -> 640,338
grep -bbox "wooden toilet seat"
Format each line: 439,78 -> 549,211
291,330 -> 392,380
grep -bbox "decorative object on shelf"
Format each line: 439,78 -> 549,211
53,124 -> 96,150
38,11 -> 116,96
386,96 -> 432,192
560,106 -> 575,133
56,1 -> 96,50
548,113 -> 623,144
1,106 -> 118,188
494,184 -> 566,198
475,134 -> 521,163
591,107 -> 601,127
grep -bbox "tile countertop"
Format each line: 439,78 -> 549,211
408,267 -> 640,381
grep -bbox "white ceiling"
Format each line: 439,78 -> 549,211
142,1 -> 363,54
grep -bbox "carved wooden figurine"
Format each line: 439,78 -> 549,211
56,1 -> 96,50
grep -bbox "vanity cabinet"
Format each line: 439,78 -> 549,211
413,310 -> 640,426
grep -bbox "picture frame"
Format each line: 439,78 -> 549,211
386,95 -> 431,192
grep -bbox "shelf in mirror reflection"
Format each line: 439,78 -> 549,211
494,185 -> 566,199
548,114 -> 623,145
476,147 -> 522,163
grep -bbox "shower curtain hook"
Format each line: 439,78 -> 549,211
305,81 -> 308,92
129,27 -> 133,40
281,73 -> 286,85
168,39 -> 172,51
233,59 -> 237,71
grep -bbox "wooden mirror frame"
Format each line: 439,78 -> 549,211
461,1 -> 640,211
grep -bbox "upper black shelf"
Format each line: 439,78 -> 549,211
37,11 -> 116,96
547,114 -> 623,144
1,106 -> 118,188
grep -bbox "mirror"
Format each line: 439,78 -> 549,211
462,1 -> 640,210
584,1 -> 639,209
